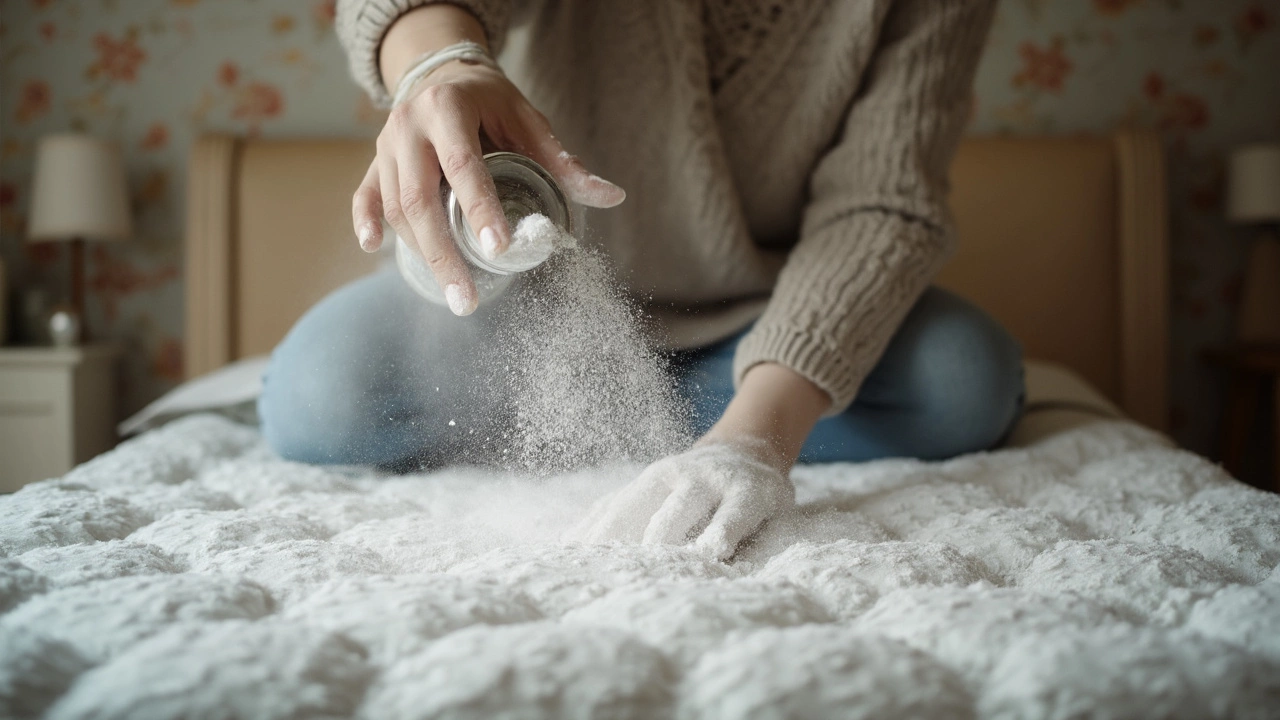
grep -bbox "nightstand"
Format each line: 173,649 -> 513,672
0,345 -> 119,492
1206,344 -> 1279,492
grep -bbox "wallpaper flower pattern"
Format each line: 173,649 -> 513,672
0,0 -> 1277,462
0,0 -> 377,419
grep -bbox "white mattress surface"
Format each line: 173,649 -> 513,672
2,414 -> 1279,719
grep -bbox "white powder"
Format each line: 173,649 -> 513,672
498,213 -> 575,270
484,228 -> 690,474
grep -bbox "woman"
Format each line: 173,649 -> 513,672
260,0 -> 1023,559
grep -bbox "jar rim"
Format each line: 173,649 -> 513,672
448,152 -> 573,275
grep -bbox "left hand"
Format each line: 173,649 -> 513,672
569,441 -> 795,561
567,362 -> 831,561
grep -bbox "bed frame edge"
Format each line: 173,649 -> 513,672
1114,129 -> 1170,432
184,135 -> 240,381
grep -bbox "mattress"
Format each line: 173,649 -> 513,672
3,412 -> 1280,718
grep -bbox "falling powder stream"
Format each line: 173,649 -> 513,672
483,215 -> 691,474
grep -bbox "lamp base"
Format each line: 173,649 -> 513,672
48,305 -> 81,348
1238,230 -> 1280,345
67,237 -> 86,344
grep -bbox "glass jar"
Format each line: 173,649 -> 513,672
395,151 -> 574,305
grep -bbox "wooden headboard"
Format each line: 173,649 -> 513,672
185,131 -> 1169,430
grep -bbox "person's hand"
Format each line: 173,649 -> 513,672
567,363 -> 831,561
569,441 -> 795,561
351,7 -> 625,316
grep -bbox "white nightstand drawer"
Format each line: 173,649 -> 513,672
0,345 -> 118,492
0,366 -> 69,404
0,407 -> 66,485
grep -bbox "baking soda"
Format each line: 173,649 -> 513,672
500,213 -> 575,268
485,223 -> 690,474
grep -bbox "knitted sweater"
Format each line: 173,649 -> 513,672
335,0 -> 996,414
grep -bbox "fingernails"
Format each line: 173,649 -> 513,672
556,150 -> 626,208
444,283 -> 476,316
566,174 -> 627,208
589,175 -> 627,204
357,223 -> 378,252
479,226 -> 501,259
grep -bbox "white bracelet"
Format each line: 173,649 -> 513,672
391,40 -> 501,107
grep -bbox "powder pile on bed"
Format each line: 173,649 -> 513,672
485,216 -> 689,474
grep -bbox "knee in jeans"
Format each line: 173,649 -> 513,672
255,269 -> 451,466
913,298 -> 1025,452
258,337 -> 389,465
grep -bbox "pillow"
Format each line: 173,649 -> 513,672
1004,360 -> 1170,448
118,356 -> 269,437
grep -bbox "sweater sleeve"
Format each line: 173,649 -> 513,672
335,0 -> 512,107
731,0 -> 997,414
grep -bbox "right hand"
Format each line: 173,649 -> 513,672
352,59 -> 626,316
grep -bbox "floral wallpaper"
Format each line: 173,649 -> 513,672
968,0 -> 1280,477
0,0 -> 380,415
0,0 -> 1277,469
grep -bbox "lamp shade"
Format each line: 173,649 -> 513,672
27,133 -> 133,242
1227,143 -> 1280,224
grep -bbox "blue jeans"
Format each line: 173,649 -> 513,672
259,268 -> 1024,467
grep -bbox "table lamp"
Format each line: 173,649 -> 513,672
1227,143 -> 1280,345
27,133 -> 133,344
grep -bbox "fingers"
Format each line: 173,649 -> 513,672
516,106 -> 626,209
570,442 -> 795,563
359,68 -> 625,304
579,473 -> 672,544
353,161 -> 383,252
642,481 -> 718,546
693,488 -> 777,562
387,127 -> 478,316
377,151 -> 409,251
426,96 -> 511,258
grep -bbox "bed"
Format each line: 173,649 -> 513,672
3,131 -> 1279,719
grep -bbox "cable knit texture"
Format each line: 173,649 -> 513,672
334,0 -> 997,413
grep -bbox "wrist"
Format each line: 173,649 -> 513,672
391,42 -> 500,106
700,362 -> 830,470
380,4 -> 489,92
